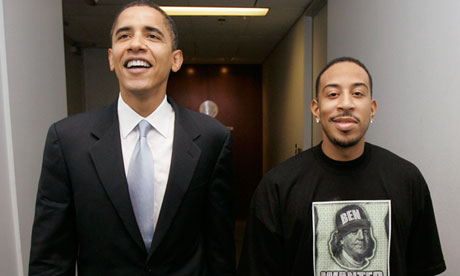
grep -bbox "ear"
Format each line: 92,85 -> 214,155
108,48 -> 114,71
311,98 -> 320,120
171,49 -> 183,72
370,98 -> 378,120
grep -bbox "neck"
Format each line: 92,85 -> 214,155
321,137 -> 366,161
120,89 -> 166,117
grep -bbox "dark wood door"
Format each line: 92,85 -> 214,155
167,64 -> 262,220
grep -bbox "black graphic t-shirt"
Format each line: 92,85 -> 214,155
238,143 -> 446,276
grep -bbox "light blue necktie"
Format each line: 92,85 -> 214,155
127,120 -> 155,250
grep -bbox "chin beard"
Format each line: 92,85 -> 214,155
325,131 -> 364,148
323,122 -> 370,148
331,136 -> 362,148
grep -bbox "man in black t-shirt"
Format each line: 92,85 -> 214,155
238,57 -> 446,276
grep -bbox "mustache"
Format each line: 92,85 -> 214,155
330,111 -> 360,123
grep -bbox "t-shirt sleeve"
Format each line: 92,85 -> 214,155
237,176 -> 284,276
406,172 -> 446,276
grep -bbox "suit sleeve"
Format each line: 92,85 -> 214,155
29,124 -> 77,276
205,130 -> 236,275
237,176 -> 283,276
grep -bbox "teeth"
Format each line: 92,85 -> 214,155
126,60 -> 151,68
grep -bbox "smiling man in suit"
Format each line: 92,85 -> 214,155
29,1 -> 235,275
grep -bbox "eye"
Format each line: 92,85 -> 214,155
117,33 -> 129,40
147,33 -> 159,40
352,91 -> 364,96
327,91 -> 339,98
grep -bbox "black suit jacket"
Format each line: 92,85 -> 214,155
29,97 -> 236,275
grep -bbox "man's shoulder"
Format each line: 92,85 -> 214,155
368,143 -> 425,184
171,98 -> 230,138
250,148 -> 317,218
180,105 -> 227,129
368,143 -> 420,172
261,147 -> 317,187
52,103 -> 116,135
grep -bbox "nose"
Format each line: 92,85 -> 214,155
356,229 -> 364,239
338,92 -> 355,110
128,34 -> 145,52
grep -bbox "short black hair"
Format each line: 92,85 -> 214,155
109,0 -> 179,50
315,57 -> 373,98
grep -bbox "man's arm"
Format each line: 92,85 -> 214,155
29,124 -> 77,276
205,130 -> 236,275
237,176 -> 283,276
406,172 -> 446,276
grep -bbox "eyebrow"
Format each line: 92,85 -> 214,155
145,26 -> 165,38
322,83 -> 339,93
352,82 -> 369,90
114,26 -> 165,39
322,82 -> 369,93
114,26 -> 131,37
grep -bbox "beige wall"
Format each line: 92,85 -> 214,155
312,5 -> 327,146
1,0 -> 67,274
0,7 -> 20,273
262,16 -> 312,173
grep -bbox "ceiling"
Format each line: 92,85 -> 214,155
63,0 -> 312,64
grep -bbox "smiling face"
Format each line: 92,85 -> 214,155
311,61 -> 377,156
108,5 -> 183,99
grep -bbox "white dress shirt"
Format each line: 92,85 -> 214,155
118,94 -> 175,230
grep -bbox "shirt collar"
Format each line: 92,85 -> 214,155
118,94 -> 174,139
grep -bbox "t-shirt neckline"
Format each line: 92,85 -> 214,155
314,142 -> 372,173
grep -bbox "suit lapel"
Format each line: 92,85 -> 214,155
148,98 -> 201,257
88,102 -> 146,254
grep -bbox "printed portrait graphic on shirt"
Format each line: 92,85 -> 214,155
313,200 -> 391,276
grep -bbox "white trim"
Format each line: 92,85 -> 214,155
0,0 -> 24,274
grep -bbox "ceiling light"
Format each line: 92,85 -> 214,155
160,6 -> 269,17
